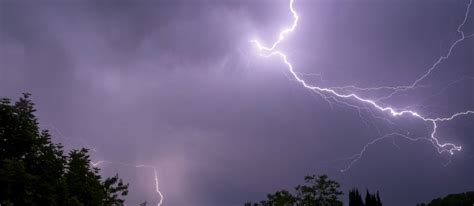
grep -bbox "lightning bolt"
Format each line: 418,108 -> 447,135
42,124 -> 98,152
92,161 -> 164,206
251,0 -> 474,171
43,125 -> 163,206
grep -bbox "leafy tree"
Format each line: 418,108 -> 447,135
0,94 -> 128,205
103,174 -> 130,205
295,174 -> 343,206
246,174 -> 343,206
65,149 -> 106,205
245,190 -> 296,206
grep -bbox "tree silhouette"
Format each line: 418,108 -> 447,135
245,174 -> 343,206
295,174 -> 343,206
363,190 -> 382,206
348,188 -> 383,206
417,191 -> 474,206
0,94 -> 128,205
376,192 -> 382,206
349,188 -> 364,206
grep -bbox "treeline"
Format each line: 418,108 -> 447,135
245,174 -> 383,206
0,94 -> 128,205
245,172 -> 474,206
417,191 -> 474,206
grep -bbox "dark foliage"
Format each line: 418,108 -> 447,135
417,191 -> 474,206
348,188 -> 382,206
364,190 -> 382,206
0,94 -> 129,206
349,188 -> 364,206
245,174 -> 343,206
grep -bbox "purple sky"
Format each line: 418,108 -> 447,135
1,0 -> 473,205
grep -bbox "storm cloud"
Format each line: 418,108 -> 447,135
1,0 -> 473,205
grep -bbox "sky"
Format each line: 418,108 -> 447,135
1,0 -> 473,205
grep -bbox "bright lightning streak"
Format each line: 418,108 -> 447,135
136,164 -> 163,206
250,0 -> 299,52
251,0 -> 473,171
92,161 -> 164,206
43,125 -> 163,206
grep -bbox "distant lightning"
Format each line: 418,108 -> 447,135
91,160 -> 164,206
343,0 -> 473,100
404,0 -> 473,89
43,124 -> 98,152
43,125 -> 163,206
251,0 -> 474,171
